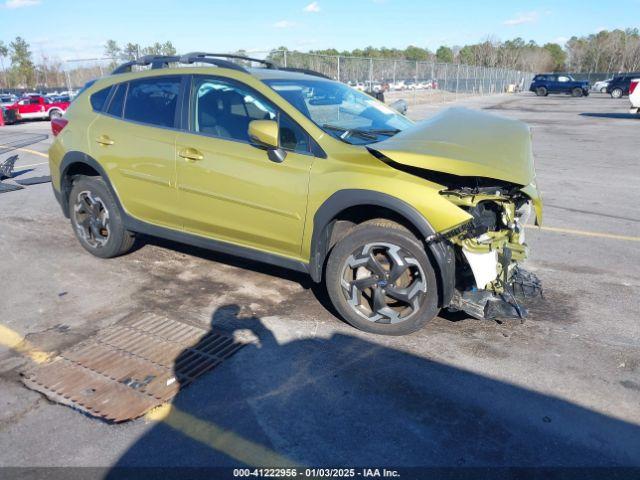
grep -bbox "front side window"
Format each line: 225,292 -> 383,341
123,77 -> 181,128
264,79 -> 413,145
192,78 -> 276,142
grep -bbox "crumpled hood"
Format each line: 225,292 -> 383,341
369,107 -> 536,187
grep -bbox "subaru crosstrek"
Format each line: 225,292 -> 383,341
49,53 -> 543,336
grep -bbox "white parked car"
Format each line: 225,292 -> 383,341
629,78 -> 640,115
592,78 -> 612,93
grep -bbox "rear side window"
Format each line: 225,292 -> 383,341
124,77 -> 181,128
90,87 -> 112,112
107,84 -> 126,117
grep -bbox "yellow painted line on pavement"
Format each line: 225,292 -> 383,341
0,324 -> 52,363
0,144 -> 48,159
525,224 -> 640,242
0,322 -> 294,466
146,404 -> 297,466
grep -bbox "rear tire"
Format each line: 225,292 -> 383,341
325,220 -> 439,336
611,88 -> 623,99
572,87 -> 583,97
49,109 -> 63,120
535,87 -> 548,97
68,176 -> 135,258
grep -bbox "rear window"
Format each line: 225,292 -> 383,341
90,87 -> 112,112
123,77 -> 181,128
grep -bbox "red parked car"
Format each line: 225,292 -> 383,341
5,95 -> 69,121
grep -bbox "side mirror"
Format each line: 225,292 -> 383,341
248,119 -> 286,163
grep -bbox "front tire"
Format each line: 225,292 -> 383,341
611,88 -> 623,99
325,220 -> 439,335
49,109 -> 62,120
535,87 -> 548,97
572,87 -> 584,97
600,87 -> 607,93
69,176 -> 135,258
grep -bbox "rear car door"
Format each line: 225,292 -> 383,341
175,76 -> 314,259
88,75 -> 184,229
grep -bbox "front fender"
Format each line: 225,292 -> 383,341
307,188 -> 462,307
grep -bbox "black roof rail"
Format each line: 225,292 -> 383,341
112,55 -> 180,74
182,52 -> 276,69
110,52 -> 331,80
178,53 -> 248,72
278,67 -> 332,79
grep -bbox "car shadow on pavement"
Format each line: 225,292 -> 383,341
136,235 -> 342,318
580,112 -> 639,120
107,304 -> 640,474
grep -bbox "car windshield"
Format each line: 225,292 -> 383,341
264,78 -> 413,145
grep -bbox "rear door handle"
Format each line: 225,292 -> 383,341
178,148 -> 204,162
96,135 -> 114,146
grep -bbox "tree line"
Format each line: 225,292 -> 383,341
273,28 -> 640,73
0,38 -> 176,90
1,29 -> 638,90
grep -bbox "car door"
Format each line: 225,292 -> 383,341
88,76 -> 183,229
557,75 -> 572,93
175,76 -> 314,259
16,98 -> 41,119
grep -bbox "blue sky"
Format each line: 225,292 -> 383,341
1,0 -> 638,61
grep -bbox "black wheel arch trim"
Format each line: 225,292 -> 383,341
309,189 -> 455,307
56,151 -> 309,275
58,151 -> 120,218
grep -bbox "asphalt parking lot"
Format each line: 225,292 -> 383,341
0,92 -> 639,469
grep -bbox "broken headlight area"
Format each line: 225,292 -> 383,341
439,188 -> 543,321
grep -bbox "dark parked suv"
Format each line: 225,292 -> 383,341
606,75 -> 639,98
529,74 -> 590,97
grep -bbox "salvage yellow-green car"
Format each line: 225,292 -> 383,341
49,53 -> 543,335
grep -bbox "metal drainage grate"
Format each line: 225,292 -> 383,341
22,312 -> 247,422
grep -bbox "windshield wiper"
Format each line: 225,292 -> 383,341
322,124 -> 399,141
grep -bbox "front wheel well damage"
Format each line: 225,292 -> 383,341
310,200 -> 454,308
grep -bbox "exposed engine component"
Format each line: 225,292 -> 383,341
438,189 -> 543,321
449,267 -> 542,321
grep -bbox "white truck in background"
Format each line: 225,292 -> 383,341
630,78 -> 640,115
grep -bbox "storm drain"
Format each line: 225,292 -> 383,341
22,312 -> 248,422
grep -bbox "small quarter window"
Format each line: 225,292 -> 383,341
107,84 -> 126,117
279,114 -> 310,154
90,87 -> 112,112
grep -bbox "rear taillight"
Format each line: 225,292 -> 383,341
51,117 -> 68,136
630,80 -> 639,95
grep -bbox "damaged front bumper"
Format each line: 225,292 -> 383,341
438,185 -> 543,320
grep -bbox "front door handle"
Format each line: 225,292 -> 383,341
96,135 -> 114,146
178,148 -> 204,162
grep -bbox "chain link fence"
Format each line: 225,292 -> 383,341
266,50 -> 533,105
55,51 -> 533,106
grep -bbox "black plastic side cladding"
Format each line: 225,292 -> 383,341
310,189 -> 456,307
